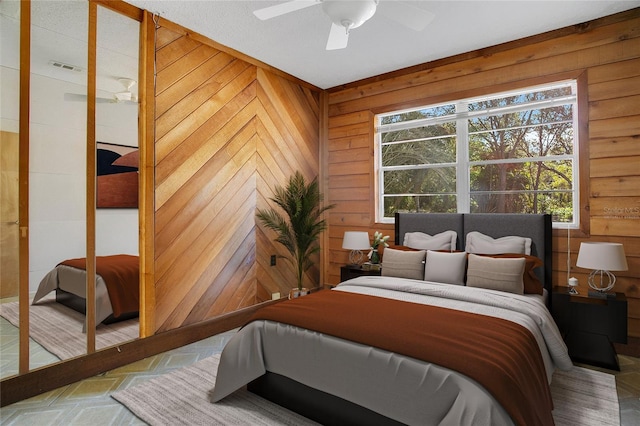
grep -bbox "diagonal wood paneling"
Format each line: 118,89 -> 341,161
255,68 -> 321,301
152,24 -> 321,333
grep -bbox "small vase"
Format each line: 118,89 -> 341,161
288,287 -> 309,299
370,249 -> 380,264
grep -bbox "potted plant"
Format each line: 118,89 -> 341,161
257,171 -> 335,298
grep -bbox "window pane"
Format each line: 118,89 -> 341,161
470,191 -> 573,218
549,192 -> 575,223
468,86 -> 572,112
469,110 -> 573,161
384,168 -> 456,194
381,104 -> 455,125
384,195 -> 457,218
381,136 -> 456,166
470,160 -> 572,192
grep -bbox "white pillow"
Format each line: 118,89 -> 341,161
465,231 -> 532,255
381,248 -> 426,280
466,254 -> 525,294
424,250 -> 467,285
403,231 -> 457,251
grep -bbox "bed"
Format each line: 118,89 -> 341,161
210,213 -> 573,425
32,254 -> 139,328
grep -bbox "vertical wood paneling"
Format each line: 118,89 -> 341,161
139,10 -> 156,338
152,23 -> 320,332
325,10 -> 640,336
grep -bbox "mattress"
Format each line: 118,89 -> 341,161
32,255 -> 139,329
211,276 -> 572,425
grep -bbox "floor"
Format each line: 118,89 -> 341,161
1,324 -> 639,425
0,328 -> 237,425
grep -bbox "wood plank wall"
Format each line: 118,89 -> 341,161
151,22 -> 320,333
324,10 -> 640,337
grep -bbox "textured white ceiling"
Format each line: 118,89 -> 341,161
0,0 -> 140,97
2,1 -> 637,92
124,0 -> 639,89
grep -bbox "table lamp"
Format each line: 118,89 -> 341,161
342,231 -> 370,265
576,242 -> 628,298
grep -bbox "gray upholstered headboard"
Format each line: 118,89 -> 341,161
395,212 -> 553,298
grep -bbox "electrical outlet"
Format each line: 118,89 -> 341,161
271,292 -> 281,300
270,255 -> 277,266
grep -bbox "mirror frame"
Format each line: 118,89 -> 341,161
11,0 -> 147,378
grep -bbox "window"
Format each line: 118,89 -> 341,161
376,80 -> 579,228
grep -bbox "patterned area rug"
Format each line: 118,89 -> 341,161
113,354 -> 620,426
551,366 -> 620,426
0,295 -> 138,360
113,354 -> 319,425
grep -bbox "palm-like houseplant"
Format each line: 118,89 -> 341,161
256,171 -> 335,295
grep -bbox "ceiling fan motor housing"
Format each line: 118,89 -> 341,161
322,0 -> 378,31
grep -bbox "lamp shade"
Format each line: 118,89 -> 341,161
576,242 -> 628,271
342,231 -> 371,250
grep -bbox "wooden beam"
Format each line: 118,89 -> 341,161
319,91 -> 330,287
91,0 -> 143,22
139,10 -> 156,338
85,0 -> 97,352
18,0 -> 31,376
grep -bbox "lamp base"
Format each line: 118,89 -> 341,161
587,269 -> 616,293
348,250 -> 364,265
588,290 -> 616,299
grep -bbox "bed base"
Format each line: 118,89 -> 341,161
246,213 -> 553,423
248,372 -> 404,426
55,289 -> 138,325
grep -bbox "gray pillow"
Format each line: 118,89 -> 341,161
466,254 -> 526,294
424,250 -> 467,285
465,231 -> 532,255
381,248 -> 426,280
403,230 -> 457,251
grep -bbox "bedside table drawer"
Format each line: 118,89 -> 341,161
570,298 -> 627,344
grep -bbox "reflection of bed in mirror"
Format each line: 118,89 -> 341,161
32,255 -> 139,328
212,213 -> 572,426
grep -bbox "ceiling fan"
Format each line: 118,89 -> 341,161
253,0 -> 435,50
64,78 -> 138,104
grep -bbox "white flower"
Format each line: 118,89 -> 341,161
371,231 -> 390,249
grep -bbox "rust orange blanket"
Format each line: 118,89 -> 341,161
60,255 -> 139,317
248,290 -> 554,426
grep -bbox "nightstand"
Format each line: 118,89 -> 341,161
552,287 -> 627,370
340,265 -> 382,282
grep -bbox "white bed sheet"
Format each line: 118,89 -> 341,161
211,276 -> 572,426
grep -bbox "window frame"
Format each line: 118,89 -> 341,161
375,79 -> 585,230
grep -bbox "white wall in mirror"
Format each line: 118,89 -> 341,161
25,73 -> 139,293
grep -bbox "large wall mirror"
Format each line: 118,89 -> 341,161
0,0 -> 21,379
0,0 -> 141,380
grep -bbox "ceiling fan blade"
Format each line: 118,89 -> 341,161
253,0 -> 318,21
64,93 -> 87,102
326,22 -> 349,50
64,93 -> 115,103
382,1 -> 435,32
